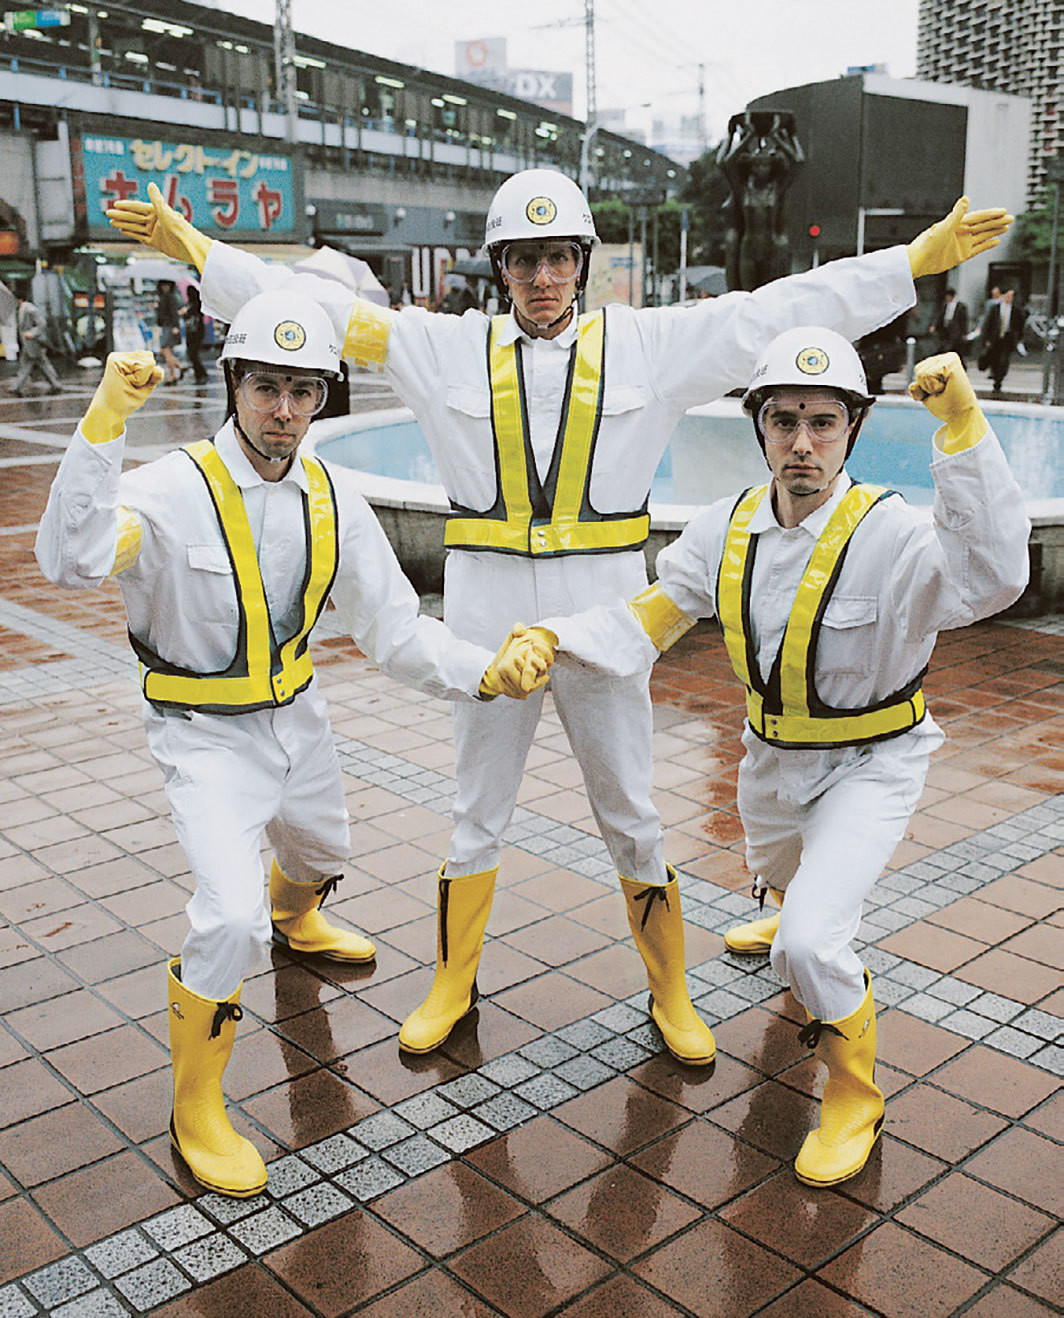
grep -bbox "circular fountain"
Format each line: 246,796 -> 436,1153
307,397 -> 1064,612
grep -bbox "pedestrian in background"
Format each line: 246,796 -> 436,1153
11,287 -> 62,396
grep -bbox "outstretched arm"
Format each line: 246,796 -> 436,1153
36,352 -> 163,587
907,197 -> 1012,280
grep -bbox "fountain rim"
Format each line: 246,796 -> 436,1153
305,396 -> 1064,531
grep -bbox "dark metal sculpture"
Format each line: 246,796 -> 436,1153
719,111 -> 804,291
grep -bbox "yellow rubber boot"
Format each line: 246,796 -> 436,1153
399,866 -> 497,1055
620,868 -> 716,1066
724,887 -> 784,954
167,959 -> 267,1198
794,971 -> 884,1187
269,860 -> 375,962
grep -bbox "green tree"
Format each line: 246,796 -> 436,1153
678,145 -> 730,267
1011,190 -> 1055,262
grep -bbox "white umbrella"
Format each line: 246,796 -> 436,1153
289,246 -> 389,306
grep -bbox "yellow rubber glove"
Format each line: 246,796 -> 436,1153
908,352 -> 988,454
106,181 -> 213,272
82,351 -> 165,445
480,625 -> 558,700
907,197 -> 1013,279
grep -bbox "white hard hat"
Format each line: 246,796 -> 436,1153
484,168 -> 598,250
220,290 -> 341,376
742,326 -> 873,410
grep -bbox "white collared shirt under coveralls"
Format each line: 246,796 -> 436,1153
201,242 -> 916,886
35,421 -> 494,999
546,432 -> 1030,1019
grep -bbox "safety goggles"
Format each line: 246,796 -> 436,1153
501,241 -> 583,284
757,398 -> 851,447
238,371 -> 328,418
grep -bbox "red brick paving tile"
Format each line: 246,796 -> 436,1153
467,1115 -> 613,1204
243,1066 -> 378,1147
499,914 -> 613,967
1002,763 -> 1064,794
820,1221 -> 987,1318
962,1285 -> 1061,1318
923,796 -> 1013,829
5,988 -> 124,1051
451,1215 -> 612,1318
680,849 -> 751,889
876,921 -> 987,971
45,1022 -> 167,1095
955,947 -> 1061,1000
718,1168 -> 877,1268
1022,1091 -> 1064,1141
492,973 -> 613,1032
552,1076 -> 690,1157
1,1056 -> 77,1127
836,1135 -> 948,1213
963,780 -> 1049,813
965,1127 -> 1064,1217
628,1051 -> 762,1115
32,1148 -> 182,1246
356,1269 -> 499,1317
1017,852 -> 1064,889
330,1036 -> 464,1107
903,812 -> 976,849
563,942 -> 649,998
631,1117 -> 779,1212
555,1273 -> 688,1317
757,1280 -> 877,1316
897,1171 -> 1055,1271
713,1005 -> 810,1076
565,892 -> 634,940
705,1079 -> 819,1164
633,1218 -> 802,1316
1005,1229 -> 1064,1309
0,1101 -> 124,1186
876,1010 -> 969,1075
92,1068 -> 172,1142
977,873 -> 1062,919
1001,922 -> 1064,970
0,1023 -> 27,1068
264,1212 -> 424,1317
925,895 -> 1033,943
931,1045 -> 1060,1119
886,1083 -> 1007,1161
778,1055 -> 911,1102
274,996 -> 396,1063
153,1263 -> 317,1317
546,1163 -> 701,1262
0,1197 -> 68,1285
374,1161 -> 525,1258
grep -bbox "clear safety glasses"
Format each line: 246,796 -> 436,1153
239,372 -> 328,418
501,241 -> 583,284
758,398 -> 851,447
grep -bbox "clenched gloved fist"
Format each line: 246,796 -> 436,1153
107,182 -> 213,272
907,197 -> 1013,280
909,352 -> 987,454
480,624 -> 558,700
83,351 -> 165,445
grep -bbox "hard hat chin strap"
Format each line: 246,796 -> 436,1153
233,416 -> 293,468
515,298 -> 576,338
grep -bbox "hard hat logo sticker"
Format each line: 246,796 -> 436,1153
526,197 -> 557,225
796,347 -> 830,375
274,321 -> 307,352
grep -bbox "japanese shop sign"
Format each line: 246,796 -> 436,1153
73,134 -> 302,242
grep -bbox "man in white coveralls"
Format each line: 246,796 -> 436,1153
106,172 -> 1010,1073
35,292 -> 551,1198
537,331 -> 1029,1185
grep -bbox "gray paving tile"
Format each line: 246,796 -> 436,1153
1011,1009 -> 1064,1043
902,992 -> 957,1023
556,1019 -> 614,1051
478,1052 -> 541,1087
52,1290 -> 127,1318
694,988 -> 750,1020
1029,1045 -> 1064,1076
515,1073 -> 580,1109
196,1192 -> 265,1225
937,1009 -> 998,1040
970,993 -> 1025,1024
0,1285 -> 35,1318
555,1054 -> 617,1090
83,1230 -> 158,1279
435,1073 -> 501,1108
984,1026 -> 1045,1059
23,1259 -> 97,1309
227,1206 -> 302,1256
141,1204 -> 214,1251
887,962 -> 940,991
114,1259 -> 191,1312
351,1110 -> 417,1150
472,1092 -> 539,1132
264,1155 -> 319,1198
300,1132 -> 369,1172
428,1113 -> 496,1153
927,977 -> 983,1006
518,1035 -> 579,1068
171,1234 -> 247,1282
281,1183 -> 356,1227
393,1091 -> 461,1129
382,1133 -> 452,1176
336,1156 -> 406,1201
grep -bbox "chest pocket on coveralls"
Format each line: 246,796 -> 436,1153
815,595 -> 878,675
445,384 -> 502,511
588,384 -> 649,513
185,543 -> 238,625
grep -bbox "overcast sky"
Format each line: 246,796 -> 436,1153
206,0 -> 921,143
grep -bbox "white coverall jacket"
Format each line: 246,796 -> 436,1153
546,430 -> 1030,1018
201,242 -> 916,884
35,420 -> 494,999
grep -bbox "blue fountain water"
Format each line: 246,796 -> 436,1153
316,401 -> 1064,508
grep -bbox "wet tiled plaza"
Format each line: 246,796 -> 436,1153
0,367 -> 1061,1317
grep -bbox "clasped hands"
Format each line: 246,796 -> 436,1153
480,624 -> 558,701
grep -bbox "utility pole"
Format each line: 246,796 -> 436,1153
581,0 -> 596,194
275,0 -> 298,144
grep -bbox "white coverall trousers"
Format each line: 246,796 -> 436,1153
144,682 -> 350,1000
443,549 -> 663,885
738,734 -> 932,1022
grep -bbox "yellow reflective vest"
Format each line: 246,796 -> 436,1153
443,310 -> 651,556
133,439 -> 339,714
716,482 -> 926,748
